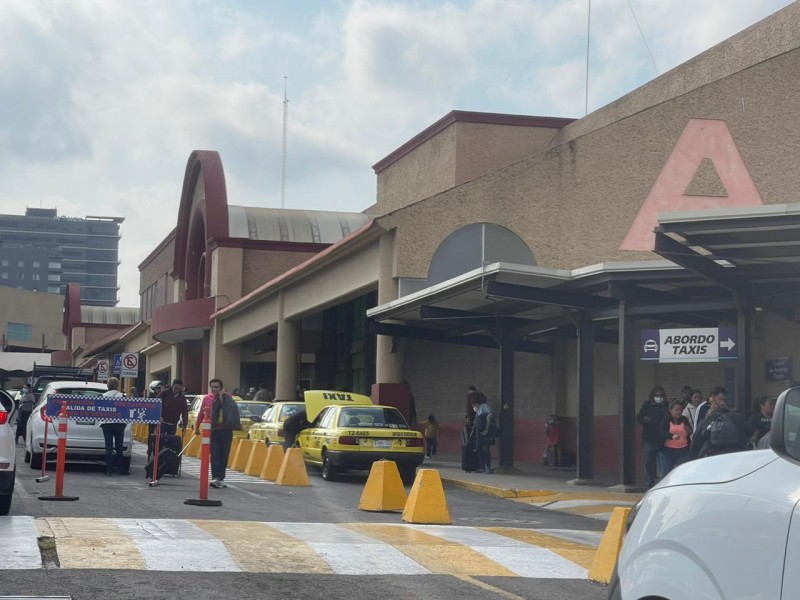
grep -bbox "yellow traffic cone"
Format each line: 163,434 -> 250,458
401,469 -> 451,524
359,460 -> 407,512
260,445 -> 285,481
276,447 -> 310,486
245,441 -> 268,476
227,438 -> 243,468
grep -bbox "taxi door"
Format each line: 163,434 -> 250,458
300,407 -> 333,464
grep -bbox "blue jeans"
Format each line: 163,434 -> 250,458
101,423 -> 127,474
477,437 -> 492,472
642,441 -> 662,487
660,446 -> 689,477
426,437 -> 438,457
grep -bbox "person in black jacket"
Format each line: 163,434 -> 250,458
690,387 -> 752,459
638,385 -> 669,488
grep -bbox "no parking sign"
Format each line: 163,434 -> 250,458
120,352 -> 139,378
96,359 -> 110,382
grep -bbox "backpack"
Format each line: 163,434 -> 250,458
708,413 -> 740,446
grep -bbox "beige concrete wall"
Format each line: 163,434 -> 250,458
382,48 -> 800,279
0,288 -> 65,351
222,299 -> 280,345
454,122 -> 560,186
211,246 -> 244,308
376,124 -> 457,215
124,326 -> 151,354
147,345 -> 173,375
242,249 -> 320,295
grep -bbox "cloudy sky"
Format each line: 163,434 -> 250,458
0,0 -> 793,306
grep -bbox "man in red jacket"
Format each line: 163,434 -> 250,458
195,378 -> 241,489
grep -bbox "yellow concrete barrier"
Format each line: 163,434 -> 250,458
186,432 -> 202,458
227,438 -> 243,468
276,447 -> 309,486
260,445 -> 285,481
588,506 -> 632,584
359,460 -> 407,512
181,428 -> 194,450
401,468 -> 451,524
231,439 -> 255,471
245,441 -> 268,476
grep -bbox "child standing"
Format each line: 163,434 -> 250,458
424,414 -> 439,458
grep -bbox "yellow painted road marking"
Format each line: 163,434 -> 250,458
484,527 -> 597,570
454,574 -> 525,599
192,520 -> 332,573
45,518 -> 146,570
512,491 -> 641,504
562,504 -> 624,516
344,523 -> 516,577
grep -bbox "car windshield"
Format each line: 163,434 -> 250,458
337,407 -> 410,429
237,402 -> 271,417
279,404 -> 303,422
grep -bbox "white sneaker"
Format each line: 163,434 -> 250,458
209,478 -> 221,488
218,480 -> 228,488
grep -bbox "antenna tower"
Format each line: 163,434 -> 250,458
281,75 -> 288,209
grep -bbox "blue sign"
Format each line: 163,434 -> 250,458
640,327 -> 738,363
46,395 -> 162,424
113,354 -> 122,375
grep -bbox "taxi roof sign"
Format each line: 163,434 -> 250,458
303,390 -> 372,421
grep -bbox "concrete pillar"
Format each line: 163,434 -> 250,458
207,322 -> 240,394
275,309 -> 300,400
375,230 -> 405,383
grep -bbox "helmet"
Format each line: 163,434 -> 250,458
148,380 -> 163,392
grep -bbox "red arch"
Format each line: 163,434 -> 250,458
172,151 -> 230,291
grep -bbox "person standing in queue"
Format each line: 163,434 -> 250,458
157,379 -> 188,436
100,377 -> 129,476
195,378 -> 241,489
15,384 -> 35,444
637,385 -> 669,488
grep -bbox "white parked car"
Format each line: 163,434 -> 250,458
611,385 -> 800,600
0,389 -> 16,515
25,381 -> 132,471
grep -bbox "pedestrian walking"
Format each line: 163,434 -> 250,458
690,387 -> 752,459
100,377 -> 129,476
253,382 -> 274,403
637,385 -> 669,488
195,378 -> 241,488
748,396 -> 775,446
660,401 -> 692,476
157,379 -> 188,435
15,384 -> 35,444
424,414 -> 439,458
682,388 -> 703,428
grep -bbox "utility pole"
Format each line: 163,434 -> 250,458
281,75 -> 288,209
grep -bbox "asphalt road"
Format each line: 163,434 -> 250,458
3,443 -> 611,600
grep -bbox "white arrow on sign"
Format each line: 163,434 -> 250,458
720,338 -> 736,351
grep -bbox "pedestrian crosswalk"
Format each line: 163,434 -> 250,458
1,517 -> 599,578
132,445 -> 273,485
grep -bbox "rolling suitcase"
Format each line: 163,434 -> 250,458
461,444 -> 479,473
146,434 -> 183,478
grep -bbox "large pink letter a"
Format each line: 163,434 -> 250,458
620,119 -> 764,251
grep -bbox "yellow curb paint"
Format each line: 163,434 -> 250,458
514,491 -> 643,504
345,524 -> 516,577
589,506 -> 631,584
192,520 -> 332,574
45,518 -> 146,570
245,441 -> 267,476
563,504 -> 630,516
484,527 -> 598,570
440,477 -> 560,499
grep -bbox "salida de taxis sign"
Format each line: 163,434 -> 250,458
640,327 -> 737,363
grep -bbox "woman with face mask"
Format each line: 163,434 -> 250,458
637,385 -> 670,488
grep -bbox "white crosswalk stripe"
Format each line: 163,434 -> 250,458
0,517 -> 598,577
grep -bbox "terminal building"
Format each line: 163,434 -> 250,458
76,3 -> 800,485
0,208 -> 123,307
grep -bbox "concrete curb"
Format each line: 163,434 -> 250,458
441,476 -> 560,499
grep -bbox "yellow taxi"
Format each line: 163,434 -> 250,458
248,401 -> 305,446
296,390 -> 424,483
187,396 -> 272,439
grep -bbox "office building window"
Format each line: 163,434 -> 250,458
48,261 -> 60,269
7,322 -> 32,342
16,272 -> 23,280
17,260 -> 24,267
0,260 -> 7,267
48,274 -> 60,282
32,274 -> 40,281
47,286 -> 60,293
32,261 -> 40,268
0,273 -> 7,279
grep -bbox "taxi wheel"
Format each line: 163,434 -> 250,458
321,452 -> 337,481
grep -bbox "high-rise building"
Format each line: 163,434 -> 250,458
0,208 -> 123,306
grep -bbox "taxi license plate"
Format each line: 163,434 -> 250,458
373,440 -> 391,448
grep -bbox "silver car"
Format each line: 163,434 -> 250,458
612,385 -> 800,599
0,389 -> 16,515
24,381 -> 132,471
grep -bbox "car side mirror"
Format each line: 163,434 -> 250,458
250,415 -> 262,423
770,386 -> 800,463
